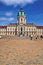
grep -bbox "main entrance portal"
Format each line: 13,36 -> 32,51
18,26 -> 25,36
21,27 -> 22,35
19,27 -> 23,36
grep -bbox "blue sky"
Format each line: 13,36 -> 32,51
0,0 -> 43,26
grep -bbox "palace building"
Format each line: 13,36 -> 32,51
0,8 -> 43,37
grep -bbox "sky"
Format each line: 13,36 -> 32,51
0,0 -> 43,26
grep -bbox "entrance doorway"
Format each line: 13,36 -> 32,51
21,27 -> 22,35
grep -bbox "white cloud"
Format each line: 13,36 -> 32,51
0,17 -> 7,21
8,18 -> 14,21
5,12 -> 13,16
0,17 -> 14,21
0,0 -> 37,6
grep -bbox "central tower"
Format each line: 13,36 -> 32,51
17,8 -> 26,25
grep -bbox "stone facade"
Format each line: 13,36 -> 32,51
0,8 -> 43,36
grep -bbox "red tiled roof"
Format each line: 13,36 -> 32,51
7,23 -> 16,26
0,26 -> 7,29
36,26 -> 43,29
27,23 -> 36,27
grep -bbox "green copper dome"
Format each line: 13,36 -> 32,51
17,8 -> 26,17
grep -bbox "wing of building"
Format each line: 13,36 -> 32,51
0,8 -> 43,36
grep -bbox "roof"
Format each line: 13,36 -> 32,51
20,8 -> 23,12
7,23 -> 16,27
0,23 -> 43,29
0,26 -> 7,29
27,23 -> 36,27
17,8 -> 26,17
36,26 -> 43,29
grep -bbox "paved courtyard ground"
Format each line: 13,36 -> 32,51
0,38 -> 43,65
